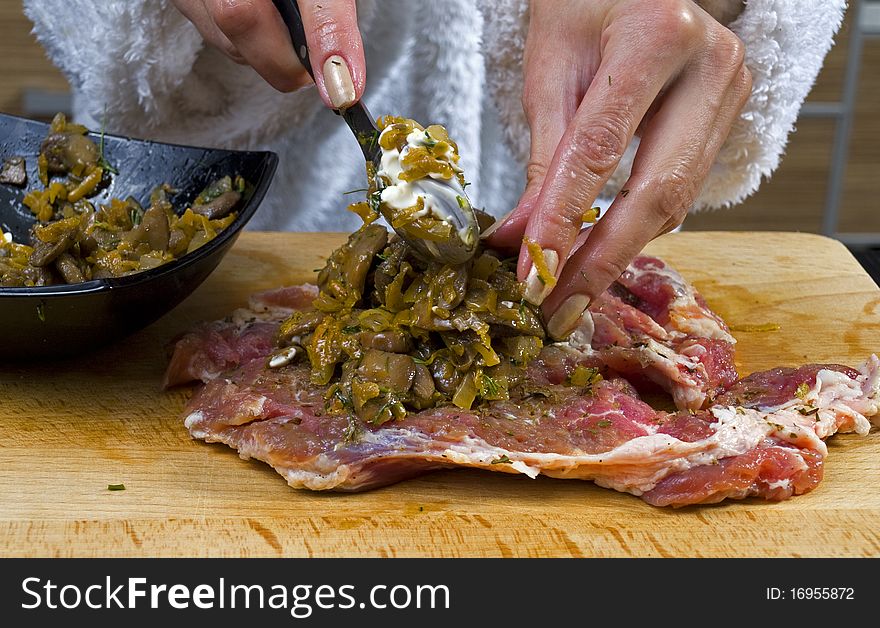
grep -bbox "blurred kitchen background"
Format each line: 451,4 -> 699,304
1,1 -> 878,276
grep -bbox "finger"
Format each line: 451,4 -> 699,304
652,64 -> 750,239
544,38 -> 749,340
174,0 -> 244,62
485,26 -> 581,249
209,0 -> 308,92
299,0 -> 365,110
516,16 -> 699,305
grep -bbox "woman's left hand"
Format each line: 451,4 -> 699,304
487,0 -> 752,340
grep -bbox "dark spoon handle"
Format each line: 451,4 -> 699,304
272,0 -> 381,165
272,0 -> 312,75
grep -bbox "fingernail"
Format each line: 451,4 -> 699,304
323,55 -> 356,109
524,248 -> 559,305
479,209 -> 512,239
547,294 -> 590,340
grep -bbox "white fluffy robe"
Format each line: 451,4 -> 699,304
24,0 -> 845,230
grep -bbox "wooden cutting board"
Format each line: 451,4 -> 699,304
1,231 -> 878,558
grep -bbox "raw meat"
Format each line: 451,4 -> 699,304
589,256 -> 737,410
166,258 -> 879,507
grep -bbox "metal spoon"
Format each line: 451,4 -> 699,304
272,0 -> 479,264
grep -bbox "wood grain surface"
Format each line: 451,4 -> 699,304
1,231 -> 878,558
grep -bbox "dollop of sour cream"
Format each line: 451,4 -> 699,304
376,126 -> 474,246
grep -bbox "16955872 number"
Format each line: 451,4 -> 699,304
790,588 -> 854,600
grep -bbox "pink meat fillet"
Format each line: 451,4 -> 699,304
166,259 -> 879,507
589,255 -> 737,410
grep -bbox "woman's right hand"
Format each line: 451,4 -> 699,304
171,0 -> 365,109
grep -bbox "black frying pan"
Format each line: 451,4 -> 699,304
0,112 -> 278,359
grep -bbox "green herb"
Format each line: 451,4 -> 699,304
342,417 -> 361,444
481,373 -> 500,397
795,382 -> 810,400
97,107 -> 119,175
518,299 -> 527,324
130,208 -> 143,227
342,325 -> 361,334
368,190 -> 382,214
373,398 -> 399,424
596,419 -> 612,428
357,129 -> 379,150
342,188 -> 369,195
333,389 -> 353,410
490,455 -> 511,465
107,483 -> 125,491
36,303 -> 45,322
456,195 -> 469,209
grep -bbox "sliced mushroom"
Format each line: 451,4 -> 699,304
357,349 -> 416,393
40,133 -> 98,174
357,330 -> 413,353
317,224 -> 388,301
140,204 -> 171,251
191,190 -> 241,219
125,204 -> 170,251
430,356 -> 461,395
410,364 -> 436,408
343,225 -> 389,296
372,239 -> 409,296
54,252 -> 85,283
0,156 -> 27,187
29,229 -> 75,267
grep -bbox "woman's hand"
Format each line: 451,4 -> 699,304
487,0 -> 752,340
171,0 -> 365,109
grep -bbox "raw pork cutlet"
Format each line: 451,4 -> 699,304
177,332 -> 880,505
166,265 -> 878,506
588,256 -> 737,410
164,285 -> 318,388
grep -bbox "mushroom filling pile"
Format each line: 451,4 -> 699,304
271,223 -> 548,424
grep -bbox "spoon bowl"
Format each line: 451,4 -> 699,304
272,0 -> 479,264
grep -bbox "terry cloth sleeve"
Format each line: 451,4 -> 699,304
478,0 -> 848,210
22,0 -> 379,148
23,1 -> 204,130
